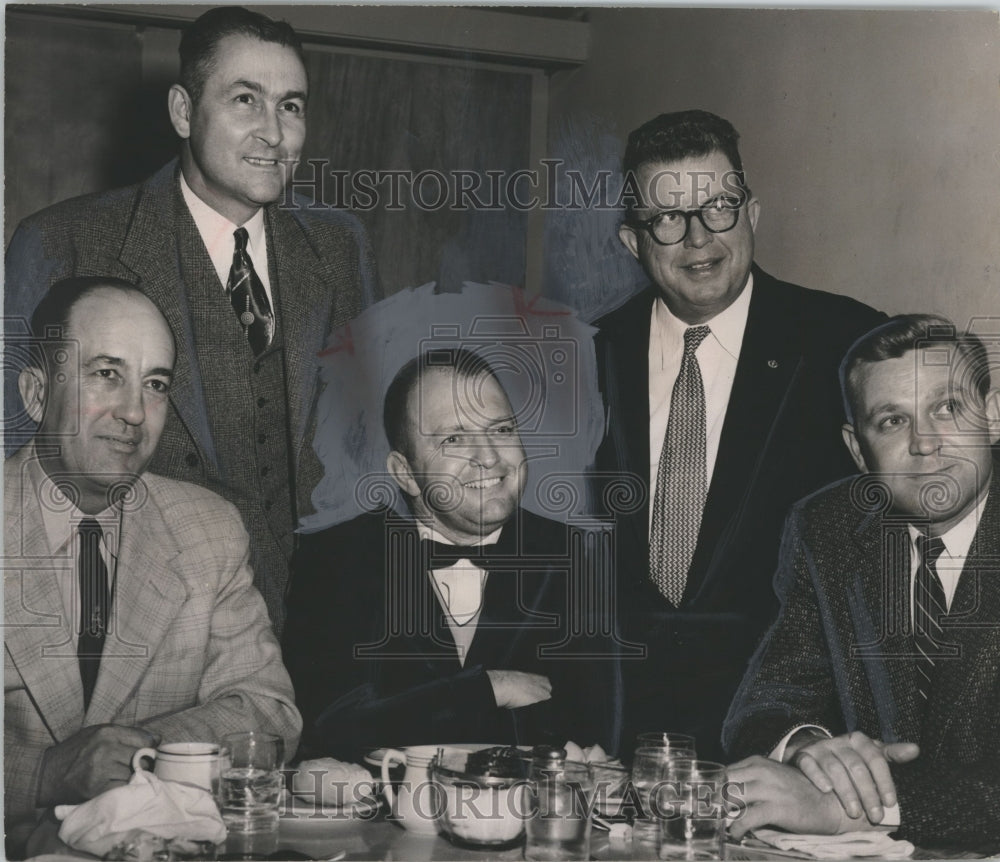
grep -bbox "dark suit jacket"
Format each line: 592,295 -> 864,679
723,473 -> 1000,853
4,160 -> 378,631
283,508 -> 621,761
593,265 -> 884,758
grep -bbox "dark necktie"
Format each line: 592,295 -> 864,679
421,539 -> 498,570
650,325 -> 711,605
226,227 -> 274,356
913,533 -> 947,706
78,519 -> 110,710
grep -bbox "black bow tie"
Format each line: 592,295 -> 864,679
421,538 -> 498,568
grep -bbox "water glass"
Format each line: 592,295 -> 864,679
657,759 -> 727,860
630,746 -> 696,861
220,731 -> 285,858
524,761 -> 595,861
635,732 -> 697,752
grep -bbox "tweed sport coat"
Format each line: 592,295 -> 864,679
592,266 -> 884,758
723,472 -> 1000,853
5,159 -> 377,630
3,445 -> 302,831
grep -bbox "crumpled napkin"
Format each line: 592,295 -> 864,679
55,766 -> 226,857
752,827 -> 915,859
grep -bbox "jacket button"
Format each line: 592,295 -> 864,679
254,361 -> 262,374
261,466 -> 270,477
257,397 -> 267,408
185,453 -> 198,467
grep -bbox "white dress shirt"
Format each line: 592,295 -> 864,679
416,524 -> 502,667
179,173 -> 274,311
29,453 -> 120,650
648,276 -> 753,528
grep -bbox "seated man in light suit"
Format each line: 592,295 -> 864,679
283,349 -> 620,761
724,315 -> 1000,854
4,277 -> 301,854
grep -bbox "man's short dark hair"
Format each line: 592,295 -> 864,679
179,6 -> 305,103
383,348 -> 500,458
623,110 -> 748,206
840,313 -> 992,424
28,276 -> 146,369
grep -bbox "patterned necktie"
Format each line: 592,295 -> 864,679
913,533 -> 947,706
650,325 -> 711,605
78,519 -> 110,710
226,227 -> 274,356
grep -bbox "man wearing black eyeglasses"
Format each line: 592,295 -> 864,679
593,110 -> 884,760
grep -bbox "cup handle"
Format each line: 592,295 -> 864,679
132,747 -> 158,773
381,749 -> 407,810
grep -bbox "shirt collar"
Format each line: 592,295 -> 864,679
416,522 -> 503,547
179,172 -> 266,266
906,488 -> 988,561
27,449 -> 121,558
651,272 -> 753,363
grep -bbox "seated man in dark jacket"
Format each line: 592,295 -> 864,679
284,349 -> 620,760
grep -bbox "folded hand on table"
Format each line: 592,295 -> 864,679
727,755 -> 887,840
37,724 -> 159,808
787,730 -> 918,825
486,670 -> 552,708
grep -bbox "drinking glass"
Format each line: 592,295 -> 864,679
630,745 -> 696,860
219,731 -> 285,858
657,759 -> 727,860
635,732 -> 696,752
524,760 -> 595,861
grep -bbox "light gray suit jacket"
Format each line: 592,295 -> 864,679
3,445 -> 302,830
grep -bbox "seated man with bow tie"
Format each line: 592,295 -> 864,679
4,278 -> 300,856
283,349 -> 620,760
723,315 -> 1000,854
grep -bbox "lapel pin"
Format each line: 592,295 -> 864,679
767,359 -> 779,369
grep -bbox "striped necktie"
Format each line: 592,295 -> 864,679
913,532 -> 947,706
649,325 -> 711,605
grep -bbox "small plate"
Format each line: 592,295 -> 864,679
280,789 -> 381,824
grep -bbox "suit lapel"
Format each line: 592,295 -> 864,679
267,205 -> 333,461
601,290 -> 654,559
116,161 -> 217,467
4,450 -> 86,741
849,504 -> 923,745
921,476 -> 1000,753
690,270 -> 801,599
84,482 -> 188,724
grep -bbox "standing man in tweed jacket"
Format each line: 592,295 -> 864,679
5,7 -> 378,634
5,278 -> 300,855
724,315 -> 1000,854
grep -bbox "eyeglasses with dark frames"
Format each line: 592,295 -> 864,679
625,194 -> 744,246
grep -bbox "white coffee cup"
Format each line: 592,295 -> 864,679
132,742 -> 224,793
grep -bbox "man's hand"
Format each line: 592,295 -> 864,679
727,755 -> 877,839
486,670 -> 552,709
36,724 -> 158,808
790,731 -> 918,823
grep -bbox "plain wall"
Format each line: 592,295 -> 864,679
545,9 -> 999,331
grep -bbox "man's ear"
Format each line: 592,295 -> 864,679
618,223 -> 640,261
984,388 -> 1000,444
18,366 -> 46,424
842,423 -> 869,473
746,196 -> 761,233
168,84 -> 193,140
386,450 -> 419,498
